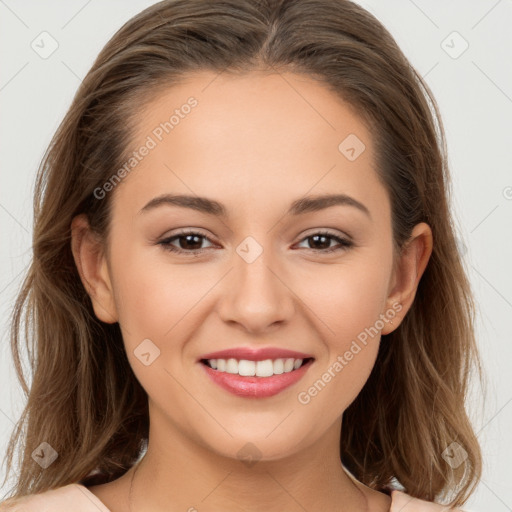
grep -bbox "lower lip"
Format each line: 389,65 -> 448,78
199,359 -> 314,398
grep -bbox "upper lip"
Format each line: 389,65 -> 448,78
198,347 -> 314,362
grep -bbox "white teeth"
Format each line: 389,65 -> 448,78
256,359 -> 274,377
226,358 -> 238,374
283,358 -> 295,372
238,359 -> 256,376
273,359 -> 284,374
205,357 -> 308,377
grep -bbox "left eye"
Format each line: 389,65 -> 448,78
295,232 -> 353,252
158,230 -> 353,255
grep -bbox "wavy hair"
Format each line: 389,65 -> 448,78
2,0 -> 483,507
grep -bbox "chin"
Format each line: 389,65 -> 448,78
198,428 -> 311,464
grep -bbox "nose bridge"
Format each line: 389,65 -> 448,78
218,233 -> 295,332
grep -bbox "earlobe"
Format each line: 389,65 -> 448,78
70,214 -> 118,324
381,222 -> 433,335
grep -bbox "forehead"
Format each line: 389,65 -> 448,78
114,70 -> 388,222
133,69 -> 373,160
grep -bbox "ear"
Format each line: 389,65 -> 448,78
380,222 -> 433,335
70,214 -> 118,324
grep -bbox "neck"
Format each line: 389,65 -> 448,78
128,410 -> 369,512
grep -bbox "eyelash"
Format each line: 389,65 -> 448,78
158,229 -> 353,256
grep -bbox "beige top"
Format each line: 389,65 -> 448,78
0,483 -> 467,511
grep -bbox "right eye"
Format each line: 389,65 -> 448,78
158,230 -> 215,255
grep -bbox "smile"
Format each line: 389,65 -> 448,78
199,358 -> 315,398
202,357 -> 311,377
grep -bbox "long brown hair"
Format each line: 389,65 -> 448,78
2,0 -> 484,507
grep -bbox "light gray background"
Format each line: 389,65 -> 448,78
1,1 -> 511,509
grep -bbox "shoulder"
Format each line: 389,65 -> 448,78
390,489 -> 468,511
0,484 -> 111,512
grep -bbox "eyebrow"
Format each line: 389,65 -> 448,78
138,193 -> 371,219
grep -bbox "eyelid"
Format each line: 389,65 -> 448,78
157,228 -> 217,255
158,227 -> 350,244
293,229 -> 353,252
157,227 -> 354,256
160,227 -> 216,241
298,227 -> 352,240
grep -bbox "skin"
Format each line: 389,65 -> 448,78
71,70 -> 433,512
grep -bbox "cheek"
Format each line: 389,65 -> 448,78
296,285 -> 385,421
109,247 -> 223,386
294,257 -> 390,409
298,255 -> 390,344
112,270 -> 170,337
109,243 -> 196,334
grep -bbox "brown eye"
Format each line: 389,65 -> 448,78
159,231 -> 214,255
296,231 -> 353,253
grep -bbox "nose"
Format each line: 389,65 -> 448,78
217,242 -> 296,334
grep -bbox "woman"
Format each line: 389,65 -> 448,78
1,0 -> 483,510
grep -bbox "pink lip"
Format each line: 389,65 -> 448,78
198,347 -> 314,362
199,358 -> 314,398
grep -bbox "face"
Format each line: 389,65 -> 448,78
74,70 -> 424,463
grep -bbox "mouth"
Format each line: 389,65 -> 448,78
198,357 -> 315,398
200,357 -> 315,377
